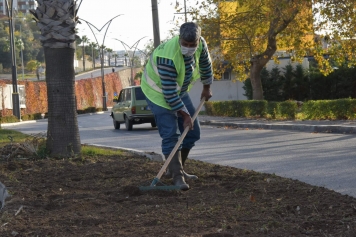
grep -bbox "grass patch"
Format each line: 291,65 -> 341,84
0,129 -> 29,145
81,145 -> 124,157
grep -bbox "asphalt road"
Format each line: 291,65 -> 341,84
75,66 -> 129,80
1,66 -> 129,81
4,111 -> 356,198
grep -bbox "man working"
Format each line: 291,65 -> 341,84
141,22 -> 213,190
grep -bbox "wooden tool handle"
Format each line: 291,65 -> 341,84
156,97 -> 206,179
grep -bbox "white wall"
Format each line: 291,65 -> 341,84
188,56 -> 310,110
188,79 -> 247,111
3,85 -> 26,109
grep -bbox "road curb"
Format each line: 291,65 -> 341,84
1,111 -> 107,128
200,121 -> 356,134
1,120 -> 37,127
85,143 -> 164,162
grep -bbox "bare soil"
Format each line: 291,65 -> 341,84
1,147 -> 356,237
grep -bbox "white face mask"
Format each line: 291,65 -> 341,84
180,45 -> 198,57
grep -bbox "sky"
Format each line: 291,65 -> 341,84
76,0 -> 188,52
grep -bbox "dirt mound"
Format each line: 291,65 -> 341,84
0,152 -> 355,236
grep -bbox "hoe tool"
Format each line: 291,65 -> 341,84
139,97 -> 205,191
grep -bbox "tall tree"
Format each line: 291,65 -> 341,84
31,0 -> 81,157
106,48 -> 113,66
112,53 -> 118,67
81,35 -> 89,71
188,0 -> 356,100
89,42 -> 97,68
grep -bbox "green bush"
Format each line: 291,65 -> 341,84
206,100 -> 299,120
302,98 -> 356,120
243,64 -> 356,102
21,113 -> 44,121
0,115 -> 20,123
279,101 -> 298,119
205,100 -> 267,117
77,107 -> 102,114
267,102 -> 279,119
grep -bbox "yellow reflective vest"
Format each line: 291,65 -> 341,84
141,36 -> 203,109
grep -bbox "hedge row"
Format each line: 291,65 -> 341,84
302,98 -> 356,120
205,98 -> 356,120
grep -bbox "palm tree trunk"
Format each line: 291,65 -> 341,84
31,0 -> 81,157
82,43 -> 85,71
45,47 -> 81,157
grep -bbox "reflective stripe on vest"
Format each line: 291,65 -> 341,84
142,54 -> 181,94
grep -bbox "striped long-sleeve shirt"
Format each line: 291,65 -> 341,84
156,37 -> 213,114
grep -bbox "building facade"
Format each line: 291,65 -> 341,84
1,0 -> 37,16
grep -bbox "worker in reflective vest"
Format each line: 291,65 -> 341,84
141,22 -> 213,190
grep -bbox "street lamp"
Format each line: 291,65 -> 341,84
79,15 -> 122,111
4,0 -> 20,120
113,37 -> 147,86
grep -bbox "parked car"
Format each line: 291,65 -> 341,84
110,85 -> 156,131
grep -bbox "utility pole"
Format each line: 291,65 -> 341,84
184,0 -> 187,22
151,0 -> 160,48
18,23 -> 24,80
5,0 -> 20,120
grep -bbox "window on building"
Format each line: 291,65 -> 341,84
216,69 -> 231,81
222,70 -> 231,80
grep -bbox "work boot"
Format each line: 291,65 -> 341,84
166,151 -> 189,191
164,149 -> 198,180
181,148 -> 198,180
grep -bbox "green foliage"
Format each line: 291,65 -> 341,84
134,71 -> 142,80
0,129 -> 28,144
244,64 -> 356,101
0,16 -> 43,70
81,145 -> 123,157
0,115 -> 20,123
309,65 -> 356,100
279,101 -> 298,119
21,113 -> 44,121
205,100 -> 267,117
190,0 -> 356,100
205,98 -> 356,121
302,98 -> 356,120
77,107 -> 101,114
26,60 -> 41,73
36,142 -> 48,159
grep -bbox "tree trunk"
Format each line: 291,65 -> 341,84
45,47 -> 81,157
31,0 -> 81,158
250,57 -> 265,100
82,44 -> 85,71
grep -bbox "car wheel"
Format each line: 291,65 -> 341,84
125,116 -> 133,131
113,117 -> 120,129
151,120 -> 157,128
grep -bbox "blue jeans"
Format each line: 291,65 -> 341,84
146,93 -> 201,155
